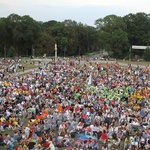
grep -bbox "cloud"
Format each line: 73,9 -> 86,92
0,0 -> 150,26
1,0 -> 150,7
1,0 -> 150,12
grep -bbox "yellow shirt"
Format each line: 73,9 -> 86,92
13,121 -> 18,126
1,117 -> 6,122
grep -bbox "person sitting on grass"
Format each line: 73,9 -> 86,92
4,134 -> 14,150
0,133 -> 5,146
124,136 -> 131,150
140,134 -> 146,149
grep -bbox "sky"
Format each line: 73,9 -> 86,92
0,0 -> 150,26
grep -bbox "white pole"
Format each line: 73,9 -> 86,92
55,44 -> 57,63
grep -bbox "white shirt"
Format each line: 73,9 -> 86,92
132,121 -> 139,126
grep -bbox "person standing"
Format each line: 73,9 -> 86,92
101,130 -> 108,143
22,66 -> 25,72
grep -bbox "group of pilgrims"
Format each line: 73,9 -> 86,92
0,56 -> 149,150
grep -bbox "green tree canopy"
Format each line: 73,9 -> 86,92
0,12 -> 149,59
143,48 -> 150,61
123,12 -> 150,46
95,15 -> 129,58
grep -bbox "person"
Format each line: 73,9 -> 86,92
131,135 -> 139,149
145,136 -> 150,150
124,136 -> 131,150
4,135 -> 14,150
112,136 -> 121,149
101,130 -> 108,143
0,133 -> 5,146
0,56 -> 149,150
132,119 -> 139,132
140,135 -> 146,149
22,66 -> 25,72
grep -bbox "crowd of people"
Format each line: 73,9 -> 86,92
0,56 -> 149,150
0,58 -> 24,78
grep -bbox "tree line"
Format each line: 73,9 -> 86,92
0,12 -> 150,59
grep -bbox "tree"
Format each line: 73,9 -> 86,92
42,20 -> 58,30
95,15 -> 129,58
35,28 -> 55,56
20,15 -> 41,56
1,12 -> 149,58
62,20 -> 98,55
8,46 -> 17,57
123,13 -> 150,46
62,20 -> 78,55
143,48 -> 150,61
2,14 -> 41,57
75,24 -> 98,54
0,18 -> 7,56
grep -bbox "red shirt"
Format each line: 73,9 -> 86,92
103,105 -> 107,111
65,106 -> 71,111
75,107 -> 80,113
101,132 -> 108,141
42,141 -> 50,147
5,121 -> 10,127
90,108 -> 94,113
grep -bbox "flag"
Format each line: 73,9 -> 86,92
41,70 -> 44,76
87,73 -> 92,85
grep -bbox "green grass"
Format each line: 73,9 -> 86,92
117,59 -> 149,66
23,64 -> 37,70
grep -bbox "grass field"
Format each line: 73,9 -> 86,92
117,59 -> 149,66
